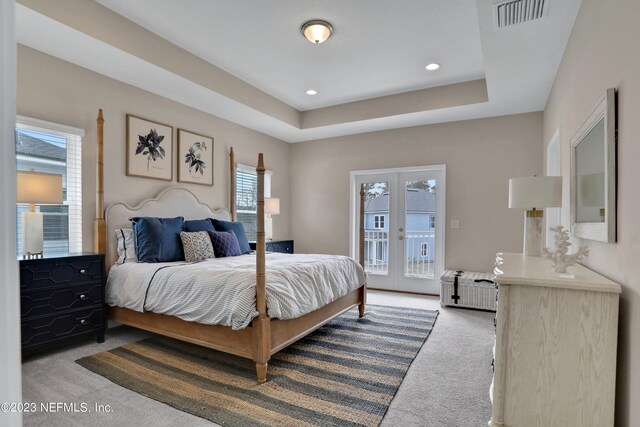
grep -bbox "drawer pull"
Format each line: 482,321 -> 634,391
79,294 -> 87,300
80,319 -> 88,325
79,269 -> 87,275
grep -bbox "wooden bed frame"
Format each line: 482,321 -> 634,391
94,109 -> 367,383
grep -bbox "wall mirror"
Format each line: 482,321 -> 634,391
570,88 -> 616,242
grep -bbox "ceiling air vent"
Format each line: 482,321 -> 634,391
495,0 -> 548,28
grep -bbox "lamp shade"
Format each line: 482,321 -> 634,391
265,197 -> 280,215
509,176 -> 562,209
17,171 -> 63,205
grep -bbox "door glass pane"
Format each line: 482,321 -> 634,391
404,179 -> 435,278
363,182 -> 389,276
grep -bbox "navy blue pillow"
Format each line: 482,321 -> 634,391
183,219 -> 215,233
211,219 -> 251,254
207,230 -> 242,258
130,216 -> 185,262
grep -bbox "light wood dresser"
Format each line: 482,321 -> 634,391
489,253 -> 620,427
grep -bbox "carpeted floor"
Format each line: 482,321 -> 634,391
76,305 -> 438,427
22,291 -> 494,426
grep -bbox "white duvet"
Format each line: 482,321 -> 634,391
106,253 -> 366,330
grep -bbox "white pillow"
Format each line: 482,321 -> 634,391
115,228 -> 138,264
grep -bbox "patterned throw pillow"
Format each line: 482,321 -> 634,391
180,231 -> 215,263
115,228 -> 138,264
207,230 -> 242,258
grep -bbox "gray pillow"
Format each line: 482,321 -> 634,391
180,231 -> 215,263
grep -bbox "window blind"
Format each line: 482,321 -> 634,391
15,117 -> 84,255
235,163 -> 272,241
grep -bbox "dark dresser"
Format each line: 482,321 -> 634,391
20,253 -> 105,356
250,240 -> 294,254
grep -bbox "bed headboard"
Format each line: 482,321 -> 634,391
104,187 -> 231,269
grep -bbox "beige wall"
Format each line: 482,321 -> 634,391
291,112 -> 543,272
543,0 -> 640,425
17,46 -> 292,252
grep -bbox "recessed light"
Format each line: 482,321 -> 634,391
306,89 -> 318,95
425,63 -> 440,71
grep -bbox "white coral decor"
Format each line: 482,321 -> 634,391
542,225 -> 589,274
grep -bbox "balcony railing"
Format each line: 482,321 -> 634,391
404,231 -> 435,278
364,230 -> 388,275
364,230 -> 435,278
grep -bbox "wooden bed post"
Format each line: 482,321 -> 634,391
229,147 -> 236,222
94,109 -> 107,255
252,153 -> 270,383
358,184 -> 367,318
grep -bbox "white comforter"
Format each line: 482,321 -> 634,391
106,253 -> 366,330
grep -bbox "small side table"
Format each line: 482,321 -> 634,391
20,252 -> 105,356
249,240 -> 294,254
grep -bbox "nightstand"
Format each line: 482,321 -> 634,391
250,240 -> 294,254
20,253 -> 105,356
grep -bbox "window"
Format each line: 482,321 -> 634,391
15,116 -> 84,255
235,163 -> 272,241
374,214 -> 385,229
376,241 -> 386,262
429,215 -> 435,229
420,242 -> 429,258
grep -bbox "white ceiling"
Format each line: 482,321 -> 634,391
16,0 -> 583,142
95,0 -> 486,111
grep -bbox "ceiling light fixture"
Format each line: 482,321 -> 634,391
425,63 -> 440,71
306,89 -> 317,95
301,20 -> 333,44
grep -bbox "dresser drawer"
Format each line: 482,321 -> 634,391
21,282 -> 103,319
21,307 -> 103,351
20,255 -> 103,291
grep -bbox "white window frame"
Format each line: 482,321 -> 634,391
373,214 -> 385,229
235,163 -> 272,240
16,116 -> 84,254
420,242 -> 429,258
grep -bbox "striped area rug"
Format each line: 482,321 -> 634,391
77,305 -> 438,426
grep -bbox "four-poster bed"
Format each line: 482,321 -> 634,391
94,110 -> 367,383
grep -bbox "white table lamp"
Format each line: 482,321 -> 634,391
264,197 -> 280,241
17,171 -> 63,258
509,176 -> 562,257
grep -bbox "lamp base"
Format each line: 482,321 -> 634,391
523,210 -> 543,257
265,215 -> 273,241
22,211 -> 44,258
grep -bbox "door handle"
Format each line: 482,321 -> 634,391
399,236 -> 405,240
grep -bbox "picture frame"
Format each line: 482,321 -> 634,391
177,128 -> 214,186
126,114 -> 173,181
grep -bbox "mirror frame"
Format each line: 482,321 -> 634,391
570,88 -> 616,242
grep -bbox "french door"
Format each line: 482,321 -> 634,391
353,166 -> 445,294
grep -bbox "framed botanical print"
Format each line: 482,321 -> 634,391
177,128 -> 214,186
126,114 -> 173,181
